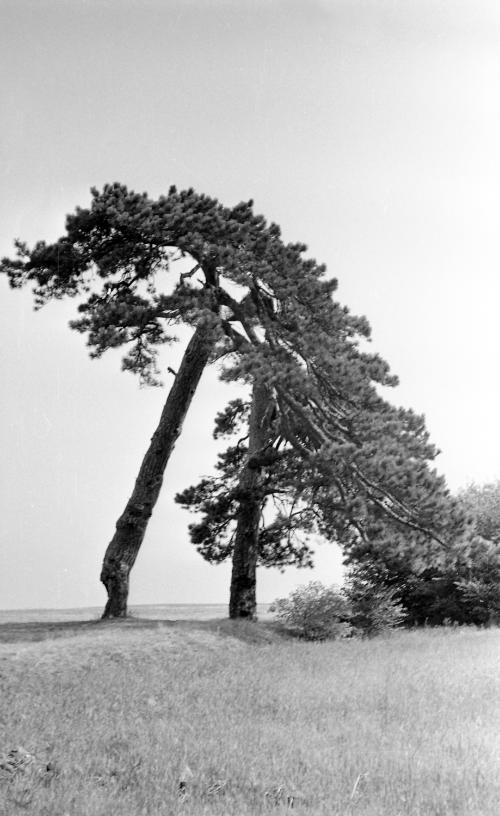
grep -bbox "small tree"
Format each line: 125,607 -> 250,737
270,582 -> 351,640
343,564 -> 406,636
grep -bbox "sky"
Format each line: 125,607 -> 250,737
1,0 -> 500,611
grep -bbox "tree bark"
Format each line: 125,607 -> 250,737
229,380 -> 270,620
100,320 -> 216,618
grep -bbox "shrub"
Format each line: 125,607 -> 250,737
455,575 -> 500,625
270,581 -> 351,640
343,567 -> 406,636
271,575 -> 406,640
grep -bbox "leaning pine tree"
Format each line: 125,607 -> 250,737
178,270 -> 468,618
2,182 -> 358,617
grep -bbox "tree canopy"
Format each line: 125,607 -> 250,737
1,182 -> 468,617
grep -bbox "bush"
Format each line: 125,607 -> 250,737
271,575 -> 406,640
270,581 -> 351,640
343,567 -> 406,636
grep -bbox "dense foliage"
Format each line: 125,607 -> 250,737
344,518 -> 500,626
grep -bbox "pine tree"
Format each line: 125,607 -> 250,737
1,182 -> 355,616
3,182 -> 467,619
178,346 -> 467,618
210,257 -> 462,617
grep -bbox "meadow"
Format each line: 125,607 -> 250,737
0,613 -> 499,816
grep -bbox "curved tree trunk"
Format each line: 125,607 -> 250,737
229,380 -> 270,619
101,320 -> 216,618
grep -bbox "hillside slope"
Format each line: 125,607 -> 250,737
1,620 -> 499,815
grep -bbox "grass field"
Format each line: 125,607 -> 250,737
0,616 -> 499,815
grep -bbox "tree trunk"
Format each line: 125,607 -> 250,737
100,320 -> 216,618
229,380 -> 270,620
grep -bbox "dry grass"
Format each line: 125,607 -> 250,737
0,618 -> 499,815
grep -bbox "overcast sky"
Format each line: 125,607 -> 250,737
1,0 -> 500,611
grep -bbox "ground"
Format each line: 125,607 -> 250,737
0,617 -> 499,815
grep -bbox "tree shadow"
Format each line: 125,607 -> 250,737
0,615 -> 289,645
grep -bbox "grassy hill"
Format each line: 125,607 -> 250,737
0,618 -> 499,815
